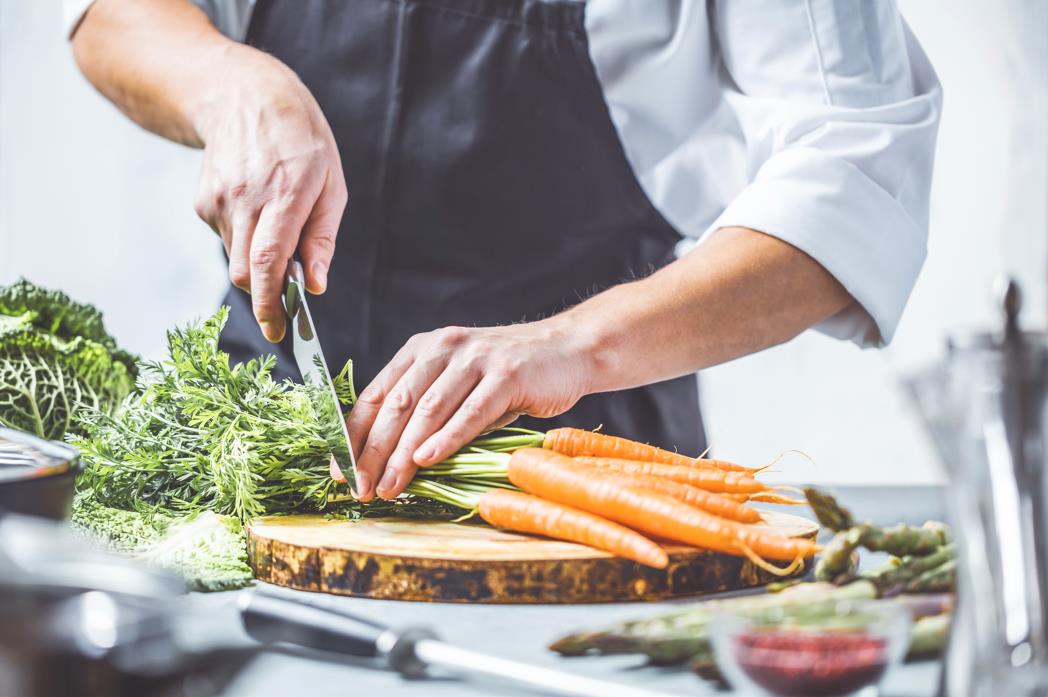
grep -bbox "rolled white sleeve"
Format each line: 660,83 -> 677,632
63,0 -> 256,41
707,0 -> 942,346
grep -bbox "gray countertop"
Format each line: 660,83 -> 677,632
200,485 -> 946,697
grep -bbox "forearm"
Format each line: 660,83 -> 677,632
563,226 -> 854,393
72,0 -> 297,150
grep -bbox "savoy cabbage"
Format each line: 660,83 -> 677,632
0,279 -> 136,440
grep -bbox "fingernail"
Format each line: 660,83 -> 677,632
376,469 -> 398,498
312,261 -> 328,293
353,471 -> 371,498
260,320 -> 284,343
330,457 -> 347,483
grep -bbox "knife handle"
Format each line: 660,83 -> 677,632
238,589 -> 386,660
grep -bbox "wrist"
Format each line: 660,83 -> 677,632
542,301 -> 623,398
187,42 -> 302,146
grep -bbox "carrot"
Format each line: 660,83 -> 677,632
477,488 -> 668,569
507,449 -> 818,563
570,456 -> 768,495
543,427 -> 758,474
587,470 -> 762,524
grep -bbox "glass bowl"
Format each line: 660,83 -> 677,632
710,599 -> 911,697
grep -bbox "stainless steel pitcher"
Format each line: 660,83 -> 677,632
907,278 -> 1048,696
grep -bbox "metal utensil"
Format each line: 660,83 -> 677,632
283,259 -> 358,489
906,277 -> 1048,696
238,588 -> 680,697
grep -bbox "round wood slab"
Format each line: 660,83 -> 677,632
247,511 -> 817,603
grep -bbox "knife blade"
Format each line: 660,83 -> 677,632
283,259 -> 358,489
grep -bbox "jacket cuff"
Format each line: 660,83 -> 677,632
707,147 -> 927,347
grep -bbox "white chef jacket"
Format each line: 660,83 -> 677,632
66,0 -> 942,347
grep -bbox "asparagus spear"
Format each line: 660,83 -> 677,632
805,487 -> 948,553
815,525 -> 864,582
804,487 -> 856,531
550,552 -> 956,662
549,582 -> 876,661
903,558 -> 957,595
861,520 -> 948,556
862,543 -> 956,596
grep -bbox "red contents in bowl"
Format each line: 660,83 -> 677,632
734,629 -> 889,697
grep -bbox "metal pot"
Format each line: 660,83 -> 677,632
0,426 -> 80,519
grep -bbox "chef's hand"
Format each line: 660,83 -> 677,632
338,320 -> 594,500
193,45 -> 347,342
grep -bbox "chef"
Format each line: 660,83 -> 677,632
68,0 -> 940,501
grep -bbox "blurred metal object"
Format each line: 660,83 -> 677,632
283,259 -> 358,489
0,426 -> 80,519
0,514 -> 249,697
239,587 -> 680,697
907,277 -> 1048,697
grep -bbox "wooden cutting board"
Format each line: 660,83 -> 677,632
247,511 -> 817,603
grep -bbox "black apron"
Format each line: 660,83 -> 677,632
218,0 -> 706,454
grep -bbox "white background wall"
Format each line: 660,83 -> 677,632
2,1 -> 1046,485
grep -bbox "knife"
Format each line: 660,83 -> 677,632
283,259 -> 358,490
239,587 -> 681,697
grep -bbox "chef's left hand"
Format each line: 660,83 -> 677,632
339,320 -> 593,500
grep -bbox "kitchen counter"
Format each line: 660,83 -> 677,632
201,485 -> 946,697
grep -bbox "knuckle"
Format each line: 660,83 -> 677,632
458,398 -> 486,421
307,227 -> 337,254
193,196 -> 212,222
249,243 -> 284,270
228,181 -> 250,200
434,326 -> 468,348
228,266 -> 251,290
356,386 -> 384,407
416,390 -> 444,417
491,359 -> 523,382
385,388 -> 413,414
362,439 -> 388,461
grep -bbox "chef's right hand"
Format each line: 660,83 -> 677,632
192,45 -> 348,342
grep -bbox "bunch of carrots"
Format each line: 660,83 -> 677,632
395,427 -> 820,576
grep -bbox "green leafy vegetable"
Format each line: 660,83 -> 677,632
73,307 -> 351,521
0,279 -> 137,440
71,493 -> 254,591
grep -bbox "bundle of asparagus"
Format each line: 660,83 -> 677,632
806,487 -> 953,588
550,487 -> 955,683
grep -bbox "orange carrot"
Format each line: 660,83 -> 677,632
477,488 -> 668,569
586,470 -> 762,524
571,456 -> 768,495
543,427 -> 758,474
507,449 -> 817,563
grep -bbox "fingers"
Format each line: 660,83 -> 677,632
343,352 -> 425,501
299,171 -> 347,295
249,200 -> 310,342
357,359 -> 451,500
415,375 -> 513,466
227,205 -> 259,292
329,456 -> 347,484
383,365 -> 478,487
344,348 -> 415,460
